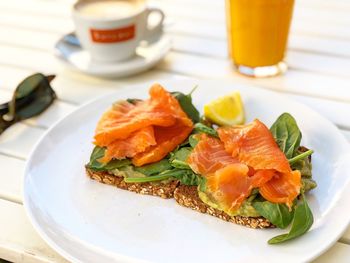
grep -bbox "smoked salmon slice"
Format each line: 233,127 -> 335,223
259,170 -> 301,208
94,100 -> 175,146
99,126 -> 156,164
217,119 -> 291,174
94,84 -> 193,166
133,119 -> 193,166
187,134 -> 238,176
206,163 -> 253,213
188,119 -> 301,211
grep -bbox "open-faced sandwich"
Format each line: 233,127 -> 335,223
86,83 -> 316,244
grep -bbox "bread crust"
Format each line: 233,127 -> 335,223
86,167 -> 179,199
86,168 -> 273,228
174,185 -> 274,229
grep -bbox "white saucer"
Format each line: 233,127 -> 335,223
54,33 -> 172,78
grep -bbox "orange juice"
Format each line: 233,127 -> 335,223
226,0 -> 294,76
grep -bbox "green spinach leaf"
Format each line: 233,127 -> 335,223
134,159 -> 172,176
103,159 -> 132,170
169,147 -> 192,169
253,201 -> 294,229
173,169 -> 203,185
87,146 -> 131,171
268,193 -> 314,244
123,172 -> 174,183
189,134 -> 199,147
288,149 -> 313,164
194,123 -> 218,137
270,113 -> 302,159
172,88 -> 200,123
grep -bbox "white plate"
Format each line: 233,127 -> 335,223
54,33 -> 172,78
24,80 -> 350,263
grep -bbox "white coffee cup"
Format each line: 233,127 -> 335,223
73,0 -> 165,62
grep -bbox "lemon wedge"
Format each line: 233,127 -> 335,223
204,92 -> 245,126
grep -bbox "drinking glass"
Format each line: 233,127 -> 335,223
226,0 -> 294,77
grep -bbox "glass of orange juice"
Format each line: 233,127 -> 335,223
226,0 -> 294,77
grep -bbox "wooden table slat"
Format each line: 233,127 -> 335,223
0,124 -> 44,159
0,199 -> 67,263
313,242 -> 350,263
0,155 -> 24,204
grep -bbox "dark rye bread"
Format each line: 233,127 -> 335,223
86,167 -> 273,228
86,167 -> 179,199
174,185 -> 274,229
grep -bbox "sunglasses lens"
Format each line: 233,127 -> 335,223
15,74 -> 56,120
15,73 -> 46,99
0,73 -> 56,134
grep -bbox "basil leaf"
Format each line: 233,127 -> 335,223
268,193 -> 313,244
253,201 -> 293,229
270,113 -> 302,159
194,123 -> 218,137
171,90 -> 200,123
134,159 -> 172,176
87,146 -> 131,171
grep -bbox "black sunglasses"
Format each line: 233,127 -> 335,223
0,73 -> 57,135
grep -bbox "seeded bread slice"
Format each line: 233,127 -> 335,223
174,185 -> 274,229
86,167 -> 179,199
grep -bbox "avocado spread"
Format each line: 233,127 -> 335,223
198,188 -> 261,217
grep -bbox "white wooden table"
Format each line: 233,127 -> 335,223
0,0 -> 350,262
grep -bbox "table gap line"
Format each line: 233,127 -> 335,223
155,68 -> 350,106
3,3 -> 350,28
288,47 -> 350,60
0,61 -> 46,73
338,238 -> 350,245
0,194 -> 22,205
1,15 -> 350,46
2,34 -> 350,63
1,38 -> 350,81
0,151 -> 26,161
2,9 -> 350,43
163,50 -> 350,80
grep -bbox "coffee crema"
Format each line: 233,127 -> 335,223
77,0 -> 143,19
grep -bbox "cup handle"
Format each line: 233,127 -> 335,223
144,8 -> 165,42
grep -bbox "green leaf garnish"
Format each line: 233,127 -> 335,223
268,193 -> 313,244
189,134 -> 199,148
194,123 -> 218,137
270,113 -> 302,159
169,147 -> 192,169
134,159 -> 172,176
86,146 -> 131,171
171,88 -> 200,123
301,178 -> 317,192
288,149 -> 313,164
253,201 -> 294,229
